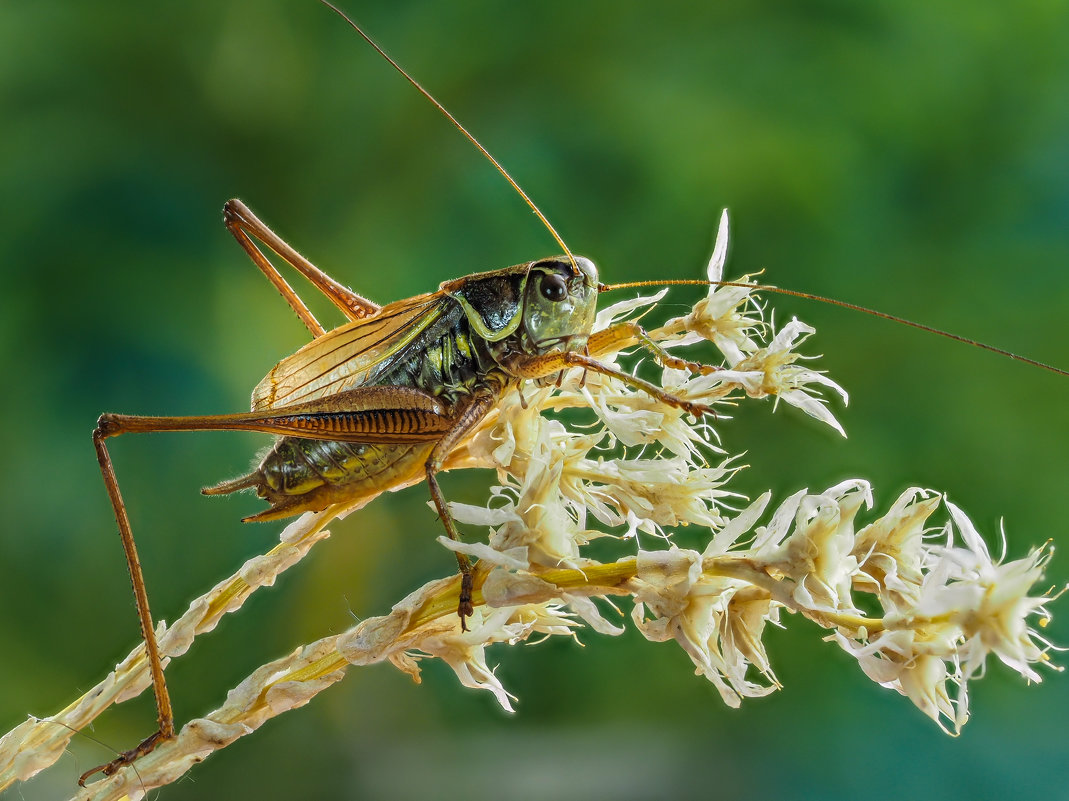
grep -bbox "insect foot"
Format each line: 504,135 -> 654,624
78,729 -> 171,787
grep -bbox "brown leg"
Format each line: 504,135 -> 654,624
223,199 -> 380,337
80,423 -> 175,786
81,391 -> 456,784
423,391 -> 500,628
588,321 -> 719,376
508,346 -> 715,419
426,471 -> 476,625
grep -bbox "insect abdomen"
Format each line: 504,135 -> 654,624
205,439 -> 434,522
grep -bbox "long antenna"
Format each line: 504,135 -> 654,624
320,1 -> 1064,379
318,0 -> 579,275
599,278 -> 1069,377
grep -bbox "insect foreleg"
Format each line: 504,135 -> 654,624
588,321 -> 719,376
508,340 -> 715,419
572,353 -> 714,417
223,199 -> 380,336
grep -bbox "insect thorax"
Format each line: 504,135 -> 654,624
376,299 -> 509,406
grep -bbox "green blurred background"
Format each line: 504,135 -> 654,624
2,1 -> 1067,798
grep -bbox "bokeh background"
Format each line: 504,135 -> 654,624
2,1 -> 1067,799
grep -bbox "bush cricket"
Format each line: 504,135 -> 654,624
78,0 -> 1067,787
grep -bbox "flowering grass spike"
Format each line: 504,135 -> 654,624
0,211 -> 1060,801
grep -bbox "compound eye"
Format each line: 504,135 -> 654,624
540,273 -> 568,302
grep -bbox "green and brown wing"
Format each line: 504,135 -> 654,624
251,290 -> 453,411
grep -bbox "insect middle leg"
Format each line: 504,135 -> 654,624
422,390 -> 500,626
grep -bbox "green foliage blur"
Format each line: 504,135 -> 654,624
2,1 -> 1066,798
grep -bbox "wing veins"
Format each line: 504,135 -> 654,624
253,292 -> 452,410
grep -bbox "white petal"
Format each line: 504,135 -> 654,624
706,209 -> 731,283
